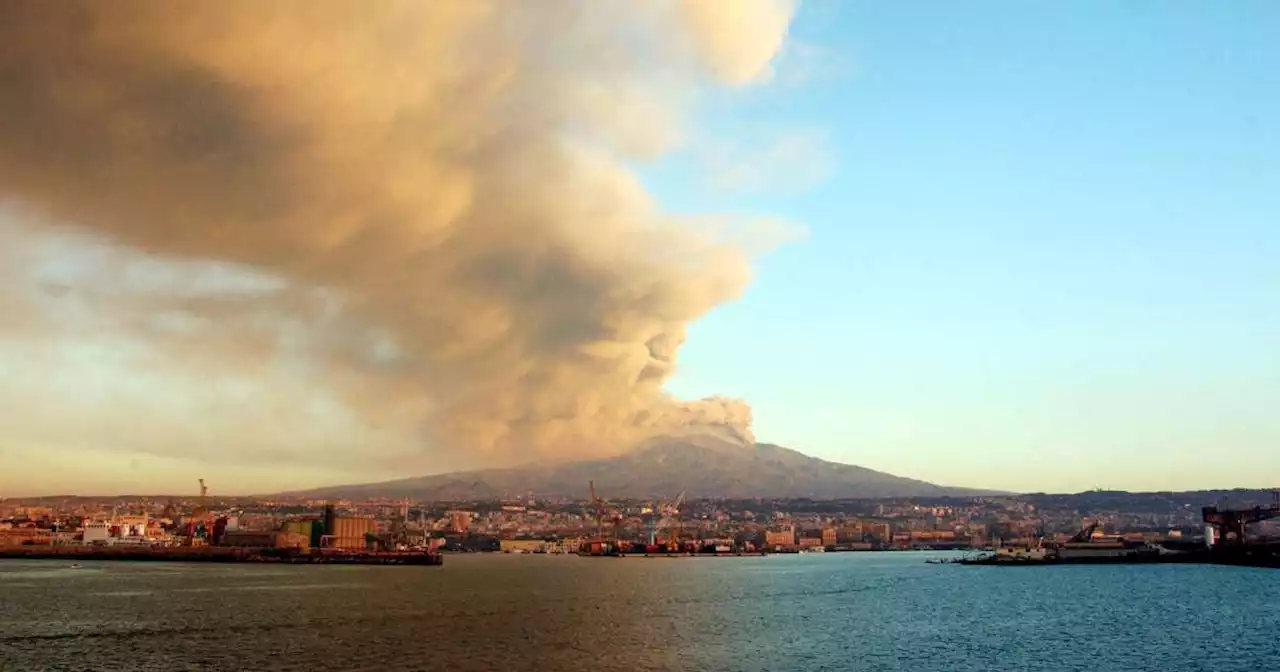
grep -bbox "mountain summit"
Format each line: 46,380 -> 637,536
291,437 -> 993,500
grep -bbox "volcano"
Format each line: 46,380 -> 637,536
289,436 -> 996,500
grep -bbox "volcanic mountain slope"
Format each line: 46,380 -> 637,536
293,437 -> 996,500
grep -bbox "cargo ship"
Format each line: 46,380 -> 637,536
948,524 -> 1280,569
576,540 -> 766,558
958,539 -> 1170,565
952,503 -> 1280,569
573,482 -> 762,557
953,541 -> 1280,568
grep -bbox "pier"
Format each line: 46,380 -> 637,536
940,494 -> 1280,569
949,544 -> 1280,568
0,545 -> 443,566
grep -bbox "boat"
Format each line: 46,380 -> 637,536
577,539 -> 766,558
577,540 -> 620,557
956,539 -> 1171,565
991,544 -> 1049,562
68,563 -> 84,569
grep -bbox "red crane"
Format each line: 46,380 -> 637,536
1202,491 -> 1280,545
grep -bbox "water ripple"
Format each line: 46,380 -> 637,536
0,554 -> 1276,672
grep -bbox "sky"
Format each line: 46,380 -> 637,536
1,2 -> 1277,496
662,1 -> 1280,492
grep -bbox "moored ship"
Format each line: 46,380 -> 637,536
958,522 -> 1172,565
953,502 -> 1280,568
577,539 -> 766,558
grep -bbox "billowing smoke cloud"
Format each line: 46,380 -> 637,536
0,1 -> 797,466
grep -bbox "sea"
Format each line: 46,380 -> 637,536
1,552 -> 1277,672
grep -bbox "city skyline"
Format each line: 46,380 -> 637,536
2,2 -> 1279,496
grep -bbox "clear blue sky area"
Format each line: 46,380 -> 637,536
657,1 -> 1280,491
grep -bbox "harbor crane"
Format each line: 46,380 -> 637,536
586,476 -> 624,550
585,480 -> 624,550
655,489 -> 686,546
1203,490 -> 1280,546
588,480 -> 604,543
185,478 -> 211,546
660,489 -> 686,519
1068,522 -> 1100,543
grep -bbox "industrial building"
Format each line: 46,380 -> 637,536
83,521 -> 111,544
321,505 -> 377,550
327,517 -> 376,550
220,530 -> 309,549
499,539 -> 545,553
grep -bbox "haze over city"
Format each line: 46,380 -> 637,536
1,1 -> 1278,497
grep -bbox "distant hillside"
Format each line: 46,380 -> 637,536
287,436 -> 999,500
1022,489 -> 1278,514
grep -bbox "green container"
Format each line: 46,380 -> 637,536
310,520 -> 324,548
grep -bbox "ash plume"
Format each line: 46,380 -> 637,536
0,1 -> 796,465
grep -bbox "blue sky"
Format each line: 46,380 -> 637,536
659,1 -> 1280,491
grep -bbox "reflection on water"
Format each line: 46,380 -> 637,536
0,567 -> 108,581
1,553 -> 1277,672
169,583 -> 371,593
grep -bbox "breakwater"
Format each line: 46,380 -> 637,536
949,544 -> 1280,568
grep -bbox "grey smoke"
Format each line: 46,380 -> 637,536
0,1 -> 797,466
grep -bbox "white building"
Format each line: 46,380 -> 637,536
83,521 -> 110,544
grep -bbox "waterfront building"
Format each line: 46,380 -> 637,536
765,526 -> 795,549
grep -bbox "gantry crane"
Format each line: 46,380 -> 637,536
655,489 -> 686,548
1203,491 -> 1280,546
585,480 -> 626,548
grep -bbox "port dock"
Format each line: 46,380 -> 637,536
939,497 -> 1280,569
610,551 -> 769,558
948,545 -> 1280,568
0,545 -> 443,566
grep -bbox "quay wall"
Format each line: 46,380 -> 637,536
0,545 -> 442,566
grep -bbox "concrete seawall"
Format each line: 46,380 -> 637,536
0,545 -> 443,566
